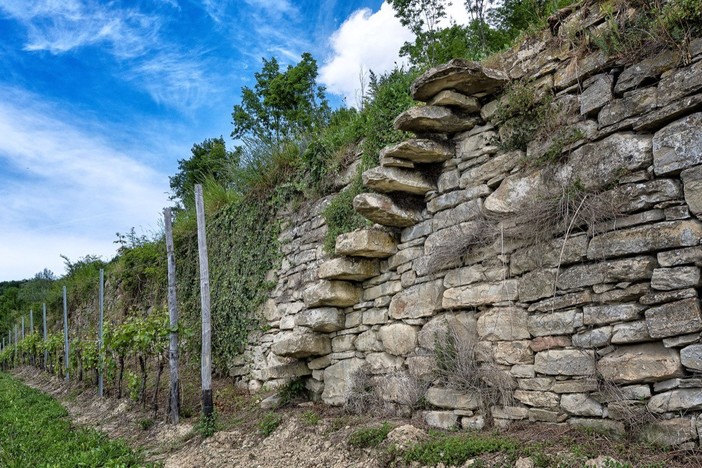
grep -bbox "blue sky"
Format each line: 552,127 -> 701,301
0,0 -> 469,281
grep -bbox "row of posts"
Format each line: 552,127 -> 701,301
0,184 -> 213,424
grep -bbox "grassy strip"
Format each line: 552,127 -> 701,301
0,372 -> 150,467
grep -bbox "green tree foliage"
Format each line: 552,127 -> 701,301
231,52 -> 330,146
388,0 -> 449,67
169,137 -> 240,205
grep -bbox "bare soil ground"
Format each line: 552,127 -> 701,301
11,367 -> 702,467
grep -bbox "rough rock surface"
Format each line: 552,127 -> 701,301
411,59 -> 508,101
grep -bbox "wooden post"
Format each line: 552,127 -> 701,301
42,303 -> 48,370
98,269 -> 104,397
195,184 -> 213,418
164,207 -> 180,424
63,286 -> 69,381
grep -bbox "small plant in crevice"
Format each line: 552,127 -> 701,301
258,411 -> 282,437
277,377 -> 307,407
348,422 -> 393,448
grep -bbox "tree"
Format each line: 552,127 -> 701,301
231,52 -> 330,145
388,0 -> 449,67
169,137 -> 240,204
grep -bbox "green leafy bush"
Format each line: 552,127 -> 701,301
348,422 -> 393,448
259,412 -> 282,437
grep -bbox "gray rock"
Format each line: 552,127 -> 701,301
378,322 -> 418,356
680,344 -> 702,371
478,307 -> 530,341
598,87 -> 657,128
648,389 -> 702,413
432,198 -> 483,230
425,387 -> 481,410
560,393 -> 603,417
519,269 -> 557,302
261,298 -> 282,322
551,379 -> 598,394
612,178 -> 683,213
527,309 -> 580,337
427,185 -> 492,214
303,280 -> 361,308
554,51 -> 609,89
651,266 -> 701,290
615,50 -> 680,94
680,164 -> 702,216
355,330 -> 384,352
492,406 -> 529,420
417,312 -> 478,350
389,279 -> 444,319
428,89 -> 481,111
362,166 -> 436,195
528,290 -> 592,313
321,358 -> 367,406
534,349 -> 596,376
518,377 -> 553,391
494,340 -> 534,365
353,193 -> 422,228
653,112 -> 702,175
583,303 -> 645,326
456,127 -> 498,159
366,352 -> 404,374
572,326 -> 612,348
318,257 -> 379,281
657,60 -> 702,107
332,335 -> 356,353
423,411 -> 458,429
581,74 -> 613,116
558,257 -> 656,290
335,229 -> 397,258
663,333 -> 701,348
642,418 -> 697,447
380,138 -> 453,164
640,288 -> 698,306
644,298 -> 702,338
611,321 -> 652,344
271,330 -> 331,358
513,390 -> 559,408
597,343 -> 683,384
411,59 -> 508,102
587,221 -> 702,259
394,106 -> 478,134
510,235 -> 588,276
444,263 -> 508,289
658,245 -> 702,267
296,307 -> 344,332
443,279 -> 519,309
568,418 -> 625,436
460,151 -> 521,187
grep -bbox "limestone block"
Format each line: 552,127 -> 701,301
388,246 -> 423,270
380,153 -> 414,168
511,364 -> 535,378
597,343 -> 683,384
567,418 -> 625,436
598,87 -> 658,127
478,307 -> 530,341
389,279 -> 444,320
648,389 -> 702,413
443,279 -> 519,309
615,50 -> 680,94
558,257 -> 656,290
332,335 -> 356,353
432,198 -> 483,230
653,112 -> 702,175
428,89 -> 481,111
362,308 -> 388,325
460,151 -> 521,187
681,344 -> 702,371
380,138 -> 453,164
296,307 -> 344,333
462,415 -> 486,430
261,298 -> 282,322
513,390 -> 559,408
425,387 -> 481,410
335,229 -> 397,258
355,330 -> 384,352
530,336 -> 571,352
407,355 -> 435,380
572,326 -> 612,348
658,245 -> 702,267
303,280 -> 361,308
534,349 -> 596,376
491,406 -> 529,420
444,263 -> 508,289
417,312 -> 478,350
411,59 -> 508,102
651,266 -> 701,291
554,51 -> 609,89
644,298 -> 702,338
423,411 -> 458,429
510,235 -> 588,276
378,322 -> 418,356
394,106 -> 478,134
527,309 -> 579,337
580,74 -> 613,116
366,352 -> 404,374
642,418 -> 697,447
583,303 -> 645,326
362,166 -> 436,196
363,280 -> 401,301
318,257 -> 379,281
321,358 -> 367,406
456,128 -> 498,159
427,185 -> 492,214
271,330 -> 331,359
519,269 -> 557,303
353,193 -> 422,228
680,164 -> 702,216
588,221 -> 702,259
551,379 -> 598,394
560,393 -> 603,417
494,341 -> 533,365
612,179 -> 683,213
611,321 -> 652,344
518,377 -> 553,391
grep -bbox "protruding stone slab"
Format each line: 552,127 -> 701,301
443,280 -> 519,309
296,307 -> 345,333
648,389 -> 702,413
322,358 -> 366,406
394,106 -> 478,134
680,164 -> 702,216
597,343 -> 683,384
389,279 -> 444,319
380,139 -> 453,164
644,298 -> 702,338
362,166 -> 436,195
681,344 -> 702,371
411,59 -> 508,102
353,193 -> 422,228
653,112 -> 702,175
318,257 -> 379,281
587,221 -> 702,259
642,418 -> 698,447
271,330 -> 331,358
303,280 -> 361,308
534,349 -> 595,376
651,266 -> 701,290
615,50 -> 680,94
335,229 -> 397,258
428,89 -> 481,111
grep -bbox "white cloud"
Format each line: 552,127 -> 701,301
319,2 -> 413,107
0,86 -> 170,281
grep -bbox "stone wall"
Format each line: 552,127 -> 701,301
235,4 -> 702,447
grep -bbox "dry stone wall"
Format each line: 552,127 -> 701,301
235,4 -> 702,447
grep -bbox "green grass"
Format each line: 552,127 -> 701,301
0,371 -> 151,467
348,422 -> 393,448
402,433 -> 518,466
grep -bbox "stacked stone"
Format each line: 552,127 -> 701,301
238,2 -> 702,447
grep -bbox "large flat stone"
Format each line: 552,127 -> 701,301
296,307 -> 344,333
411,59 -> 508,102
583,303 -> 645,326
581,74 -> 613,116
648,389 -> 702,413
389,279 -> 444,319
557,256 -> 656,290
680,164 -> 702,216
560,393 -> 603,417
460,151 -> 521,187
534,349 -> 596,376
611,321 -> 652,344
615,49 -> 680,94
587,221 -> 702,259
362,166 -> 436,195
597,343 -> 683,384
318,257 -> 379,281
527,309 -> 580,337
443,279 -> 519,309
394,106 -> 478,134
680,344 -> 702,371
658,245 -> 702,267
380,139 -> 453,163
322,358 -> 367,406
651,266 -> 701,291
271,330 -> 331,358
417,312 -> 478,350
378,322 -> 418,356
598,87 -> 658,128
477,307 -> 530,341
303,280 -> 361,307
425,387 -> 481,410
642,418 -> 698,447
335,229 -> 397,258
428,89 -> 481,111
644,298 -> 702,338
510,235 -> 588,276
353,193 -> 422,227
653,112 -> 702,175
